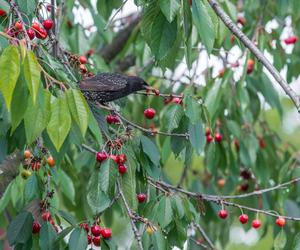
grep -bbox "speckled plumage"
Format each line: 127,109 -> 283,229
79,73 -> 149,103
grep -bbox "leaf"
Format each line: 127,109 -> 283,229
7,211 -> 34,245
24,90 -> 51,144
153,231 -> 167,249
150,11 -> 178,60
140,135 -> 160,166
10,71 -> 29,132
159,0 -> 180,22
39,222 -> 57,250
66,89 -> 89,136
0,181 -> 13,213
192,0 -> 215,53
0,45 -> 20,110
23,51 -> 41,103
58,210 -> 77,226
58,169 -> 75,204
68,228 -> 88,250
205,80 -> 223,122
24,173 -> 39,202
16,0 -> 36,15
188,120 -> 205,155
98,159 -> 110,193
0,0 -> 10,12
185,96 -> 201,124
47,95 -> 71,151
88,111 -> 103,146
162,104 -> 184,132
274,230 -> 287,250
157,196 -> 173,228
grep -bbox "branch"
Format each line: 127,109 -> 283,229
116,180 -> 144,250
193,223 -> 216,250
207,0 -> 300,111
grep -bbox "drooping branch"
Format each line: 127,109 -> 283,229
207,0 -> 300,112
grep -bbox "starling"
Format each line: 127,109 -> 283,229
79,72 -> 149,103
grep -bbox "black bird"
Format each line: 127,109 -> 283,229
79,72 -> 150,103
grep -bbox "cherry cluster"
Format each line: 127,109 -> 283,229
96,152 -> 128,175
80,222 -> 112,247
205,127 -> 222,144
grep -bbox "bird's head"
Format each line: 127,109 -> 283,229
127,76 -> 151,92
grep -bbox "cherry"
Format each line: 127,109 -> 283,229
171,97 -> 182,104
35,28 -> 47,40
24,149 -> 31,159
206,134 -> 213,144
79,56 -> 87,64
189,0 -> 192,6
284,36 -> 298,45
42,19 -> 53,30
100,228 -> 112,239
252,219 -> 261,229
79,64 -> 87,73
218,68 -> 225,77
276,217 -> 286,227
32,221 -> 41,234
217,178 -> 226,188
0,9 -> 6,16
86,49 -> 94,57
47,156 -> 55,167
46,4 -> 52,12
137,193 -> 147,203
205,127 -> 210,136
237,16 -> 246,26
240,169 -> 251,180
15,21 -> 23,31
27,29 -> 35,40
41,211 -> 51,221
233,138 -> 240,151
80,223 -> 90,233
87,235 -> 92,244
259,138 -> 266,149
146,226 -> 154,235
239,183 -> 249,192
218,209 -> 228,219
31,161 -> 41,171
96,152 -> 108,163
32,22 -> 41,32
110,154 -> 117,162
118,165 -> 127,175
214,133 -> 222,143
144,108 -> 156,119
106,114 -> 119,124
21,170 -> 32,179
92,236 -> 101,246
239,214 -> 248,224
116,154 -> 127,165
91,225 -> 101,236
247,59 -> 254,74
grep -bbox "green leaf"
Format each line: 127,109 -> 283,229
188,120 -> 205,155
0,45 -> 20,110
159,0 -> 180,22
66,89 -> 89,136
7,211 -> 34,245
205,80 -> 223,122
153,231 -> 167,249
16,0 -> 36,15
274,230 -> 287,250
0,181 -> 13,213
58,169 -> 75,204
39,222 -> 57,250
24,51 -> 41,104
10,72 -> 29,132
192,0 -> 215,53
0,0 -> 10,12
162,104 -> 184,132
24,90 -> 51,143
140,135 -> 160,166
47,95 -> 71,151
68,228 -> 88,250
58,210 -> 77,226
88,111 -> 103,146
185,96 -> 201,124
157,196 -> 173,228
87,169 -> 111,214
150,11 -> 177,60
24,173 -> 39,202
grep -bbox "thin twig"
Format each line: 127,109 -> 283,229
193,223 -> 216,250
104,0 -> 129,31
207,0 -> 300,111
117,179 -> 144,250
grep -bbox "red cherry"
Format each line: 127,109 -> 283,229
205,127 -> 210,136
206,134 -> 213,144
35,28 -> 47,40
259,138 -> 266,149
31,161 -> 41,171
171,97 -> 182,104
137,193 -> 147,203
79,56 -> 87,64
100,228 -> 112,239
218,209 -> 228,219
252,219 -> 261,229
92,236 -> 101,246
42,19 -> 53,30
32,221 -> 41,234
41,211 -> 51,221
87,235 -> 92,244
106,114 -> 119,124
237,16 -> 246,26
118,165 -> 127,175
234,138 -> 240,151
46,4 -> 52,12
27,29 -> 35,40
240,169 -> 252,180
240,183 -> 249,192
110,154 -> 117,162
218,68 -> 225,77
0,9 -> 6,16
247,59 -> 254,74
96,152 -> 108,163
116,154 -> 127,165
32,22 -> 41,32
80,223 -> 90,233
276,217 -> 286,227
91,225 -> 101,237
214,133 -> 222,143
15,21 -> 23,30
239,214 -> 248,224
144,108 -> 156,119
284,36 -> 298,45
86,49 -> 94,57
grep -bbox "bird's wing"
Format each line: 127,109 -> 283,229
79,73 -> 128,92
